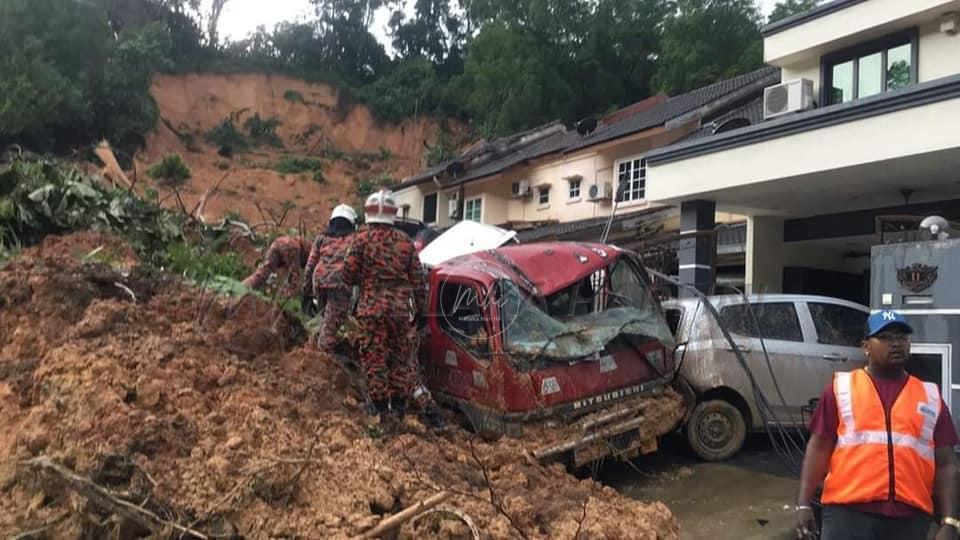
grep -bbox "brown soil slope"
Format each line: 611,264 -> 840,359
137,73 -> 453,232
0,234 -> 678,539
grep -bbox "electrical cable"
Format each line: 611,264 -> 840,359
730,286 -> 809,465
649,270 -> 806,474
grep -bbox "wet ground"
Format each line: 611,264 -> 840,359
601,434 -> 800,540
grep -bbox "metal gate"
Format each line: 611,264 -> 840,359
625,230 -> 717,299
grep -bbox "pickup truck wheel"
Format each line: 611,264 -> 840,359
686,400 -> 746,461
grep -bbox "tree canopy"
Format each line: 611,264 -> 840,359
1,0 -> 805,153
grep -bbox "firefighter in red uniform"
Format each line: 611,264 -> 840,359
302,204 -> 358,352
241,235 -> 312,301
343,190 -> 425,431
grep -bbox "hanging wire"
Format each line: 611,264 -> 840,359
649,269 -> 807,474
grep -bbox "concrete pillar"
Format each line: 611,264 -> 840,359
746,215 -> 785,295
678,200 -> 716,293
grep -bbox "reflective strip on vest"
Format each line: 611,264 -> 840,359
833,372 -> 940,461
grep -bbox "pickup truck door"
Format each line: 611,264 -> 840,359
428,278 -> 495,402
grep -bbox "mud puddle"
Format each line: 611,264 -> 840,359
600,435 -> 798,539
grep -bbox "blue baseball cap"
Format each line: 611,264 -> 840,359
867,310 -> 914,338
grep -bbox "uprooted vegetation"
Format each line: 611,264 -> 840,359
0,155 -> 260,281
0,158 -> 679,538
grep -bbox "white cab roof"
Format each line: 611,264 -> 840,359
418,221 -> 518,267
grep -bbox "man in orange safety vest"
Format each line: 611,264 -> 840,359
797,310 -> 958,540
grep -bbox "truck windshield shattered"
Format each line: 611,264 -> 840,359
497,257 -> 675,362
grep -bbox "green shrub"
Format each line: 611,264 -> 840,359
276,155 -> 324,175
354,178 -> 375,198
206,119 -> 247,155
147,154 -> 191,186
378,146 -> 393,161
216,160 -> 230,170
312,170 -> 326,184
283,89 -> 305,103
354,174 -> 393,198
0,156 -> 185,258
163,242 -> 250,281
427,127 -> 456,167
244,114 -> 283,147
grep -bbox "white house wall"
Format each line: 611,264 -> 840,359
393,185 -> 427,222
919,20 -> 960,82
765,0 -> 960,67
777,17 -> 960,98
647,96 -> 960,206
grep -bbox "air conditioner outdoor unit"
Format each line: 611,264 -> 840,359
448,198 -> 460,218
511,180 -> 531,198
763,79 -> 814,119
588,183 -> 612,201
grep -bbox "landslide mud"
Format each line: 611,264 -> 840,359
0,234 -> 678,539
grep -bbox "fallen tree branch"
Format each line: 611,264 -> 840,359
185,460 -> 282,537
94,141 -> 133,190
223,219 -> 256,239
467,438 -> 531,540
356,491 -> 449,539
573,497 -> 589,539
9,512 -> 69,540
113,282 -> 138,303
283,427 -> 323,505
253,202 -> 272,229
22,456 -> 208,540
190,171 -> 230,223
412,505 -> 480,540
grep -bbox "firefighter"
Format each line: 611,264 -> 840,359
302,204 -> 358,352
241,234 -> 312,300
343,190 -> 425,431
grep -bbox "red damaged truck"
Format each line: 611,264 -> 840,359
414,222 -> 687,466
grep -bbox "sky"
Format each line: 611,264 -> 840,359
214,0 -> 783,43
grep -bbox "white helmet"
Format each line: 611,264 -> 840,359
330,204 -> 358,225
364,189 -> 399,225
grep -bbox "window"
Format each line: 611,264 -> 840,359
464,197 -> 482,222
808,303 -> 868,347
568,179 -> 581,200
719,302 -> 804,342
538,186 -> 550,206
823,31 -> 917,105
438,282 -> 489,358
545,268 -> 609,319
616,157 -> 646,202
422,193 -> 438,224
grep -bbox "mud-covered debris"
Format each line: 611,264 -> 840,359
0,234 -> 679,539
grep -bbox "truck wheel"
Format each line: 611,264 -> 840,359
686,400 -> 746,461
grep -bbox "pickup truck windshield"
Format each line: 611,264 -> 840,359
498,257 -> 674,361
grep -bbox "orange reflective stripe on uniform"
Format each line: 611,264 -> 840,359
822,369 -> 939,514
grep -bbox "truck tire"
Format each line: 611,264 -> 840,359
686,399 -> 746,461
